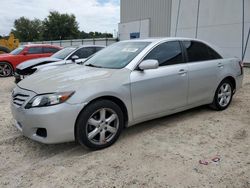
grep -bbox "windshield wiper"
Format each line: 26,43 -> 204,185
85,64 -> 103,68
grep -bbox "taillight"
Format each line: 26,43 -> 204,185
239,61 -> 244,75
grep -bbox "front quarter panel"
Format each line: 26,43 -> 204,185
66,68 -> 133,124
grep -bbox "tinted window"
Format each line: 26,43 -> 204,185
43,47 -> 59,53
183,41 -> 222,62
207,45 -> 222,59
51,47 -> 76,60
144,41 -> 184,66
28,47 -> 43,54
72,47 -> 95,58
95,47 -> 104,53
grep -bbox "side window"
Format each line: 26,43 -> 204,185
206,46 -> 222,59
95,47 -> 104,53
183,41 -> 221,62
27,47 -> 43,54
143,41 -> 184,66
72,47 -> 95,58
43,47 -> 59,54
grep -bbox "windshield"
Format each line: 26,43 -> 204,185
84,42 -> 151,69
51,47 -> 76,60
10,46 -> 25,55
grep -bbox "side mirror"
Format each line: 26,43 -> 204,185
71,55 -> 79,62
138,59 -> 159,70
76,58 -> 87,64
23,51 -> 28,55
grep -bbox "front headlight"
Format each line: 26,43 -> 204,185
25,91 -> 75,109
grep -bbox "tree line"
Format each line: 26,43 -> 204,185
10,11 -> 113,42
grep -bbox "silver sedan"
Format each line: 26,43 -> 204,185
11,38 -> 243,149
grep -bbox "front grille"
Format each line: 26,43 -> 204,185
12,93 -> 30,107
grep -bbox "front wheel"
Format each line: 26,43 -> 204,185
75,100 -> 124,149
210,79 -> 233,111
0,62 -> 13,77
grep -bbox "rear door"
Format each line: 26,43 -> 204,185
130,41 -> 189,120
182,40 -> 223,105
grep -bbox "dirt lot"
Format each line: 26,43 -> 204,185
0,69 -> 249,188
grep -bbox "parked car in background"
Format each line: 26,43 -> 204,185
14,45 -> 105,83
11,38 -> 243,149
0,44 -> 62,77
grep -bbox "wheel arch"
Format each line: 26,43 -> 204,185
210,75 -> 236,110
0,60 -> 14,70
74,95 -> 129,139
220,76 -> 236,93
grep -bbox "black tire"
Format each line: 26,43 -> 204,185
0,62 -> 14,77
75,100 -> 124,149
210,79 -> 233,111
0,46 -> 10,53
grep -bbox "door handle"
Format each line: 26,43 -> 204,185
178,69 -> 187,75
218,63 -> 224,68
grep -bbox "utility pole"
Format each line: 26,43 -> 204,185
243,27 -> 250,61
242,0 -> 245,60
195,0 -> 201,38
175,0 -> 181,37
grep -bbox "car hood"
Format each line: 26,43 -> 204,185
0,53 -> 14,59
18,64 -> 119,94
35,60 -> 68,70
16,57 -> 61,70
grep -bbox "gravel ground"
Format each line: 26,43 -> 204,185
0,69 -> 249,188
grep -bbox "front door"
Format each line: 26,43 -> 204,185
130,41 -> 188,120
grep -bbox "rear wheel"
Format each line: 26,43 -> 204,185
0,62 -> 13,77
210,79 -> 233,110
75,100 -> 124,149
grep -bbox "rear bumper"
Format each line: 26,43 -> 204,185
236,74 -> 243,91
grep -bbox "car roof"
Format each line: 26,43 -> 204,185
62,45 -> 105,50
121,37 -> 222,56
77,45 -> 106,48
121,37 -> 209,44
23,44 -> 62,48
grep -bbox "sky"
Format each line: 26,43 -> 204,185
0,0 -> 120,36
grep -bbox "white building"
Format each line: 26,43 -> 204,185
119,0 -> 250,63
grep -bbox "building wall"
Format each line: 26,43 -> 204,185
119,19 -> 150,40
119,0 -> 172,40
171,0 -> 250,62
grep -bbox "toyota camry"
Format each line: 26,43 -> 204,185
11,38 -> 243,149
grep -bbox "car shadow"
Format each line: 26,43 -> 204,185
121,105 -> 213,139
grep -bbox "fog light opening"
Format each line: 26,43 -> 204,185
36,128 -> 47,138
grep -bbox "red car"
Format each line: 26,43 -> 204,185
0,44 -> 62,77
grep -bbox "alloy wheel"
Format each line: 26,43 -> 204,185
0,63 -> 12,77
86,108 -> 119,145
217,83 -> 232,107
